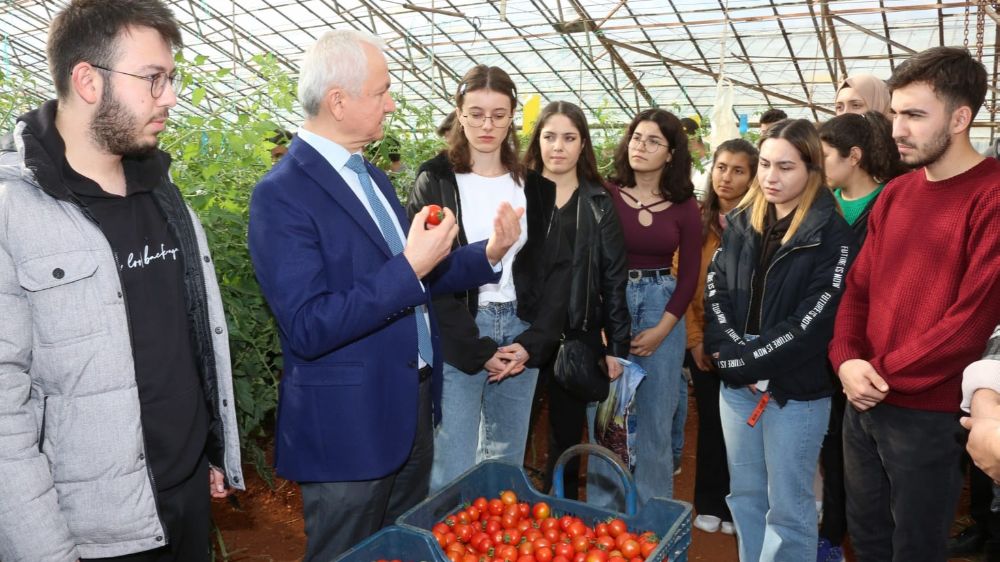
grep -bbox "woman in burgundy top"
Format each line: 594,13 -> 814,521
587,108 -> 702,507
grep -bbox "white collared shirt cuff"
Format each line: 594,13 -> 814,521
961,359 -> 1000,413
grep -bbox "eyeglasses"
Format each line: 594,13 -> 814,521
90,64 -> 178,99
629,135 -> 668,153
462,113 -> 512,128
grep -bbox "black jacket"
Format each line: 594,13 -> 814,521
565,181 -> 630,358
408,153 -> 571,373
703,188 -> 858,404
850,195 -> 878,246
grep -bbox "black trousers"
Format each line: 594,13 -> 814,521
843,403 -> 964,562
544,363 -> 588,500
687,351 -> 731,521
819,388 -> 847,545
298,377 -> 433,561
85,456 -> 211,562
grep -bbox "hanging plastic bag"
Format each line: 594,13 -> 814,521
594,359 -> 647,471
707,79 -> 741,150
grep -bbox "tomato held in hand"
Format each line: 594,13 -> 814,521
426,204 -> 445,226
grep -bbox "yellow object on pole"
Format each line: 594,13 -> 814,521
521,94 -> 542,136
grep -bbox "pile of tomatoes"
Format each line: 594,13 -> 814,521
430,490 -> 662,562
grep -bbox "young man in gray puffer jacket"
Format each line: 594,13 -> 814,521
0,1 -> 243,560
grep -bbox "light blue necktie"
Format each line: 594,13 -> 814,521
345,154 -> 433,365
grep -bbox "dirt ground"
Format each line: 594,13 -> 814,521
213,387 -> 981,562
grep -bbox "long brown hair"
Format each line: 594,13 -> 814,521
446,65 -> 524,183
522,101 -> 601,186
608,108 -> 693,203
701,138 -> 758,239
738,119 -> 829,243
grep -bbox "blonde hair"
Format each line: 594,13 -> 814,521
738,119 -> 831,243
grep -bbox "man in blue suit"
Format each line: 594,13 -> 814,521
248,29 -> 524,560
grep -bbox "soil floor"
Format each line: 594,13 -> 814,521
213,384 -> 982,562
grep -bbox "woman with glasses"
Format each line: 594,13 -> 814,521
587,108 -> 701,507
521,101 -> 631,499
704,119 -> 857,562
407,65 -> 570,492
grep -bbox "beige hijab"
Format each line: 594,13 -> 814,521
837,74 -> 892,118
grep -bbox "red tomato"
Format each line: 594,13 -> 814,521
448,542 -> 467,556
474,497 -> 489,511
595,523 -> 609,538
524,529 -> 543,542
544,528 -> 561,543
502,513 -> 519,530
571,535 -> 590,553
497,545 -> 519,562
517,519 -> 534,533
572,553 -> 586,562
553,557 -> 571,562
504,504 -> 521,520
620,540 -> 641,559
585,549 -> 608,562
559,516 -> 575,531
596,536 -> 616,552
567,521 -> 588,538
607,520 -> 627,539
518,541 -> 535,556
455,524 -> 473,543
517,556 -> 536,562
489,499 -> 506,516
457,510 -> 472,525
609,557 -> 626,562
447,551 -> 462,562
535,547 -> 553,562
639,541 -> 656,559
540,518 -> 559,531
614,534 -> 634,549
532,538 -> 552,553
533,502 -> 552,520
475,537 -> 495,554
486,519 -> 502,534
467,506 -> 482,522
518,502 -> 531,519
435,531 -> 448,548
426,204 -> 445,226
555,542 -> 575,558
629,558 -> 643,562
434,522 -> 451,535
463,554 -> 479,562
500,490 -> 519,505
445,532 -> 458,546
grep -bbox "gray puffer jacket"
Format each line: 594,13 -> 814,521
0,117 -> 243,561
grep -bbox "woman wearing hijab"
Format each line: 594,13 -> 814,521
834,74 -> 891,119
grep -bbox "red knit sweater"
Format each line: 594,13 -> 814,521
829,158 -> 1000,412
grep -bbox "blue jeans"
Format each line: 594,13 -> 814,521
430,302 -> 539,492
720,385 -> 830,562
587,273 -> 686,508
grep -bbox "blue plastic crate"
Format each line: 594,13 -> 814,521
335,525 -> 449,562
397,447 -> 691,562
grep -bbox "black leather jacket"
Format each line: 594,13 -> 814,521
565,181 -> 630,358
408,153 -> 571,373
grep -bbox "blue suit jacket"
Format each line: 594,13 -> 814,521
248,137 -> 499,482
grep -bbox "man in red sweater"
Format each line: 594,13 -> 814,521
829,46 -> 1000,562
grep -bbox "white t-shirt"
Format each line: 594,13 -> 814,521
456,172 -> 529,304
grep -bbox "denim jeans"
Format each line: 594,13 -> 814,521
430,302 -> 539,493
843,403 -> 964,562
719,385 -> 830,562
587,273 -> 686,508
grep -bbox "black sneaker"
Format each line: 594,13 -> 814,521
949,523 -> 986,556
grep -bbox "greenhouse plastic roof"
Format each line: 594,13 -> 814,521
2,0 -> 998,140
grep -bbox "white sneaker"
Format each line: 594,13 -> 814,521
693,514 -> 721,533
720,521 -> 736,535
